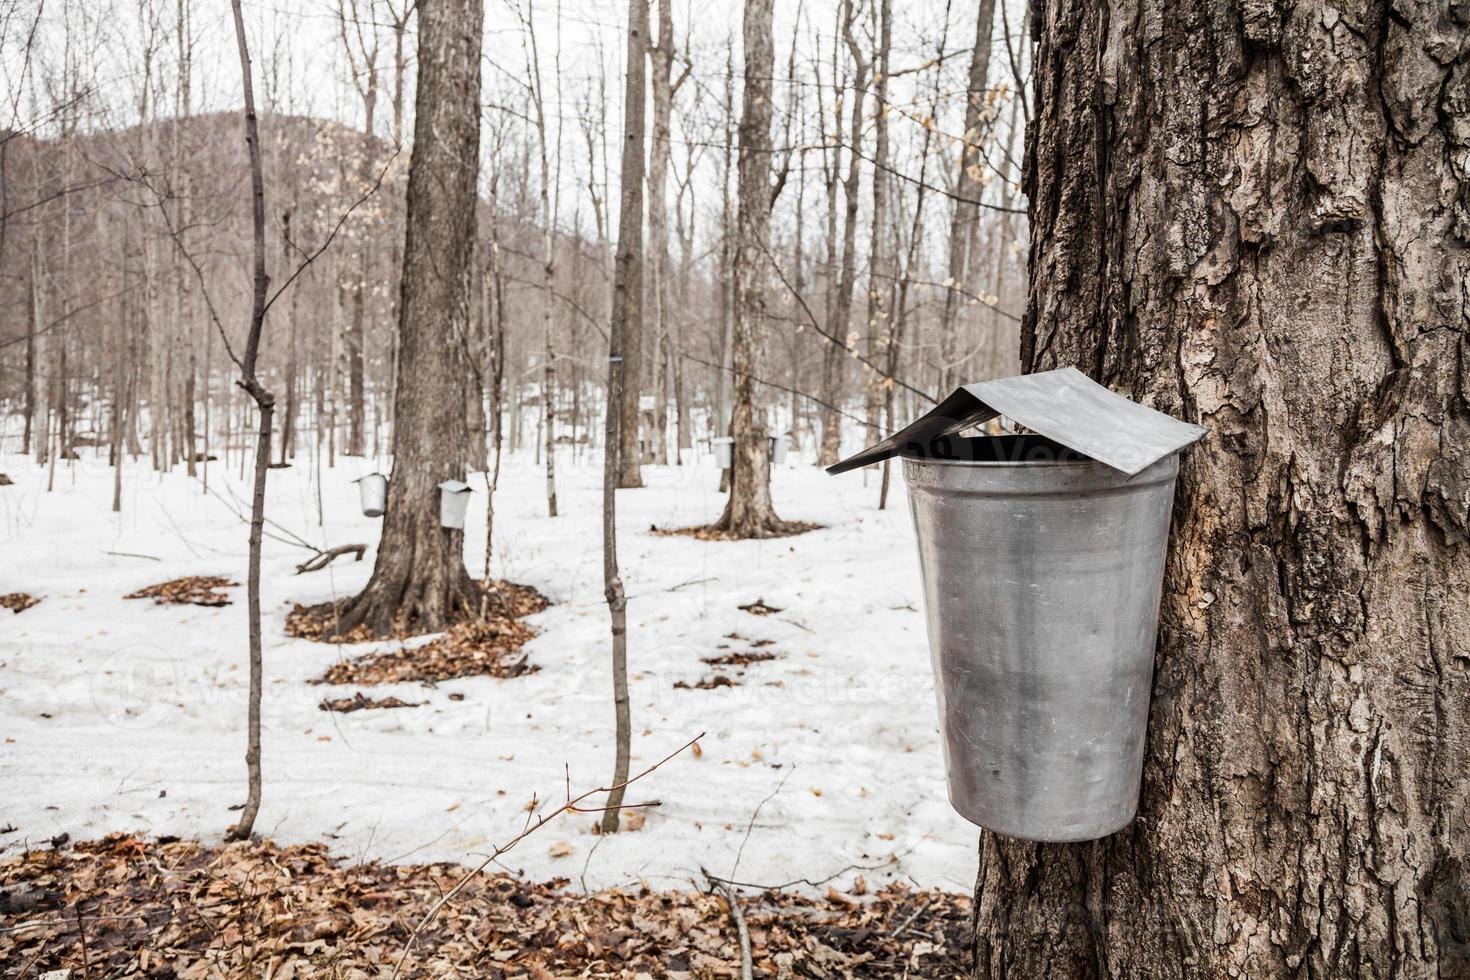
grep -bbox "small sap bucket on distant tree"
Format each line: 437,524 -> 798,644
769,434 -> 789,465
354,473 -> 388,518
712,436 -> 733,469
436,479 -> 473,530
829,367 -> 1207,842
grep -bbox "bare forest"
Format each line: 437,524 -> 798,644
3,0 -> 1466,976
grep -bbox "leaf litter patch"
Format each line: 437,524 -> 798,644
677,634 -> 782,690
650,520 -> 823,542
313,618 -> 540,686
0,834 -> 973,978
1,593 -> 40,614
318,692 -> 423,713
124,576 -> 238,607
286,579 -> 548,644
289,581 -> 550,690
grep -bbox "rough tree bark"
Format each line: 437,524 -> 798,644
327,0 -> 485,638
973,1 -> 1470,977
710,0 -> 787,538
936,0 -> 996,395
615,0 -> 649,488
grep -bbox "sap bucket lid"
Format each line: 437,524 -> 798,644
436,479 -> 473,493
826,366 -> 1207,477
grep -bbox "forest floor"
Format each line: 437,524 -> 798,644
0,834 -> 972,977
0,439 -> 977,966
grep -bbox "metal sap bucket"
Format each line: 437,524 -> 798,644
829,367 -> 1206,842
354,473 -> 388,517
769,434 -> 788,465
712,436 -> 733,469
436,479 -> 473,529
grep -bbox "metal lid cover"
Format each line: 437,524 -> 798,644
826,366 -> 1207,477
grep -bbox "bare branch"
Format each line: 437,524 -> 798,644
390,733 -> 705,978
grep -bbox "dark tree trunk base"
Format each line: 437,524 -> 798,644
302,577 -> 510,642
701,513 -> 817,541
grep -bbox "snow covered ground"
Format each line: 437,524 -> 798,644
0,440 -> 977,895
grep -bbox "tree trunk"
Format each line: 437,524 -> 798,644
816,28 -> 845,468
601,0 -> 647,832
328,0 -> 486,639
972,3 -> 1470,977
711,0 -> 785,538
281,209 -> 299,464
936,0 -> 996,395
821,0 -> 870,469
615,0 -> 649,488
24,242 -> 40,457
648,0 -> 678,469
862,0 -> 893,447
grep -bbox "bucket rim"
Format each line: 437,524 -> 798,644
899,452 -> 1097,469
897,433 -> 1100,469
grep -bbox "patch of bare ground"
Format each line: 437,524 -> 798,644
123,576 -> 238,607
650,520 -> 823,542
1,593 -> 40,614
0,835 -> 971,978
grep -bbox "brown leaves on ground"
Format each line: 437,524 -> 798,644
1,592 -> 40,614
651,520 -> 823,542
313,616 -> 539,686
318,692 -> 422,713
124,576 -> 237,607
703,651 -> 779,668
0,835 -> 972,978
738,598 -> 783,616
286,580 -> 549,644
674,674 -> 736,690
677,637 -> 781,690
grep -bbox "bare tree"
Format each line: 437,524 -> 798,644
613,0 -> 649,489
935,0 -> 996,394
524,0 -> 561,517
819,0 -> 871,468
326,0 -> 486,638
334,0 -> 384,458
225,0 -> 275,841
646,0 -> 686,467
709,0 -> 786,538
600,0 -> 648,832
862,0 -> 893,464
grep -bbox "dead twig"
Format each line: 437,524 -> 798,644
892,898 -> 932,939
102,551 -> 162,562
390,732 -> 705,979
731,765 -> 796,881
703,868 -> 754,980
74,904 -> 90,980
294,544 -> 368,574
